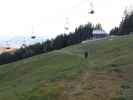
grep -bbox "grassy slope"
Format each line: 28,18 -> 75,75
0,35 -> 133,100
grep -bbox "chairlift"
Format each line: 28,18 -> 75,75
89,1 -> 95,14
31,26 -> 36,39
21,44 -> 27,48
5,41 -> 10,49
64,17 -> 70,32
89,9 -> 95,14
6,47 -> 10,49
64,26 -> 69,31
31,36 -> 36,39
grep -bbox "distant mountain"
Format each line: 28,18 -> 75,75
0,47 -> 17,54
0,36 -> 47,48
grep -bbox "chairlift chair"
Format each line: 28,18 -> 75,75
64,26 -> 69,30
5,41 -> 10,49
31,36 -> 36,39
89,9 -> 95,14
6,47 -> 10,49
89,0 -> 95,14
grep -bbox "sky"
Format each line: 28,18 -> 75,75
0,0 -> 132,39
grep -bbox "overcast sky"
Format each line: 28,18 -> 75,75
0,0 -> 132,38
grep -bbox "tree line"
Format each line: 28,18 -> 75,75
110,10 -> 133,35
0,22 -> 96,65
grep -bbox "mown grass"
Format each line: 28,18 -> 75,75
0,35 -> 133,100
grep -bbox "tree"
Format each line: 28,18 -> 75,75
94,23 -> 102,30
0,22 -> 96,65
53,34 -> 67,49
110,9 -> 133,35
110,27 -> 119,35
42,39 -> 53,52
119,11 -> 133,35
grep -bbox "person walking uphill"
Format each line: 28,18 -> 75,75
84,51 -> 88,59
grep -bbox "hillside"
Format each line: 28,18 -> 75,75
0,35 -> 133,100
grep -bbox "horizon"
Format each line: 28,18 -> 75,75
0,0 -> 132,45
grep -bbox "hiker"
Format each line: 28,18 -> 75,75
84,51 -> 88,59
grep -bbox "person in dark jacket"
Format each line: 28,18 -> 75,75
84,51 -> 88,59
